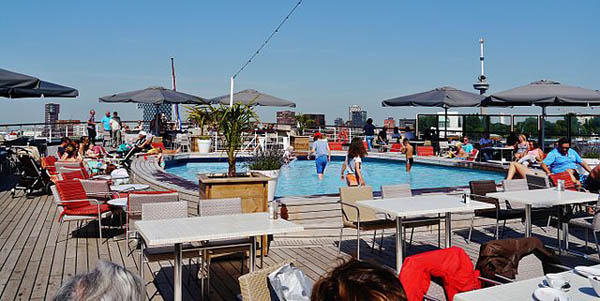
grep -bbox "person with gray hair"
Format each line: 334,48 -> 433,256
54,260 -> 144,301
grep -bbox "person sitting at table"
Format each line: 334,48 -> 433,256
479,133 -> 493,161
446,142 -> 468,160
391,126 -> 401,143
462,136 -> 474,153
541,137 -> 593,186
403,126 -> 416,140
514,134 -> 529,160
311,259 -> 407,301
517,140 -> 543,167
375,127 -> 388,151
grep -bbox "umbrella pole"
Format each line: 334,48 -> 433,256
444,107 -> 448,139
541,106 -> 546,152
229,77 -> 235,107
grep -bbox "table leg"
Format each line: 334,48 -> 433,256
557,206 -> 562,254
445,212 -> 451,248
250,236 -> 256,273
396,216 -> 404,274
174,243 -> 182,301
525,204 -> 532,238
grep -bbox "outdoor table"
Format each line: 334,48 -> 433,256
107,197 -> 127,208
490,146 -> 514,160
454,264 -> 600,301
110,183 -> 149,192
486,159 -> 510,165
135,212 -> 304,301
357,195 -> 495,273
488,188 -> 597,251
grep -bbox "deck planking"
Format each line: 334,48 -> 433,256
0,186 -> 599,300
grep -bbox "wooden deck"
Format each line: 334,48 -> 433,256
1,177 -> 599,300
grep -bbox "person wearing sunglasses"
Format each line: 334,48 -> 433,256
541,137 -> 592,186
462,136 -> 474,153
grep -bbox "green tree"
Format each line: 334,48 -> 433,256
211,103 -> 258,176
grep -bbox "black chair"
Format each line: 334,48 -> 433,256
468,180 -> 525,242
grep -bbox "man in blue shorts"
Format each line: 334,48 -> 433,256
311,132 -> 331,180
541,137 -> 592,186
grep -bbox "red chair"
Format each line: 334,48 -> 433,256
416,146 -> 434,156
549,171 -> 580,191
52,179 -> 112,240
467,149 -> 479,162
151,142 -> 166,150
399,247 -> 483,301
390,143 -> 403,152
328,142 -> 343,151
59,170 -> 86,180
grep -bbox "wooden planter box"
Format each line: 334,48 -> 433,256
290,135 -> 310,157
197,172 -> 272,254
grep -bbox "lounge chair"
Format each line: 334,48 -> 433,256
52,179 -> 112,240
338,186 -> 396,260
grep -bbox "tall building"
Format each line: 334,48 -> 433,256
351,111 -> 367,127
276,110 -> 296,125
349,105 -> 361,121
334,118 -> 344,126
304,114 -> 326,127
383,117 -> 395,129
44,103 -> 60,135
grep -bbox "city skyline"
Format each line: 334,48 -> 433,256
1,1 -> 599,125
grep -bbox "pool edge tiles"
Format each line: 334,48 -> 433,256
159,152 -> 506,198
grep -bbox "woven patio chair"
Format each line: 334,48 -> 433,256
338,186 -> 395,260
238,259 -> 295,301
196,197 -> 254,298
126,191 -> 179,246
139,201 -> 200,280
381,184 -> 442,250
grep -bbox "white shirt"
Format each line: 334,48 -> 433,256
345,156 -> 362,174
110,119 -> 121,131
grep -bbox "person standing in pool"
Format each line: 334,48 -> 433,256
311,132 -> 331,180
363,118 -> 376,151
401,138 -> 414,172
341,137 -> 367,186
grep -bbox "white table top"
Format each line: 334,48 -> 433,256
488,188 -> 597,207
110,184 -> 149,192
135,212 -> 304,247
455,264 -> 600,301
107,197 -> 127,207
491,146 -> 515,150
357,195 -> 495,218
486,160 -> 510,165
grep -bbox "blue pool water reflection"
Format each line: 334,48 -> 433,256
165,158 -> 505,197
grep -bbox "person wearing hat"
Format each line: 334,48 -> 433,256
311,132 -> 331,180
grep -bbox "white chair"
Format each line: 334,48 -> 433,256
126,191 -> 179,246
139,201 -> 201,281
438,141 -> 450,155
177,134 -> 191,152
501,179 -> 528,209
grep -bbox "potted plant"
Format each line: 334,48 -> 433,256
247,148 -> 284,201
196,103 -> 272,212
186,105 -> 214,153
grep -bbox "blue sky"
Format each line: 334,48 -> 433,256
1,1 -> 599,125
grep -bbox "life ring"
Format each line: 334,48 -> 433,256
338,129 -> 349,143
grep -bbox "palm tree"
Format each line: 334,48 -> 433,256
294,114 -> 315,135
211,103 -> 258,176
186,105 -> 214,136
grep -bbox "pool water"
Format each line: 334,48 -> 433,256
165,157 -> 505,197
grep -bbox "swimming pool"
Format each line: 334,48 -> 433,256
165,157 -> 505,197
